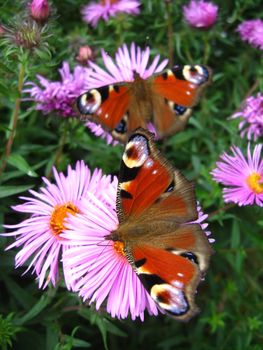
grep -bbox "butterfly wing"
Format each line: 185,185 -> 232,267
117,128 -> 197,223
77,84 -> 131,142
152,64 -> 211,137
130,229 -> 201,321
153,64 -> 211,107
115,128 -> 213,320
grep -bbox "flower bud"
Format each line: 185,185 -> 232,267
30,0 -> 50,23
76,45 -> 94,65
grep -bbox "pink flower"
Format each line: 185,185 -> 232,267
1,161 -> 116,289
237,19 -> 263,50
231,93 -> 263,141
85,43 -> 168,143
29,0 -> 50,23
183,0 -> 218,29
211,144 -> 263,206
62,185 -> 212,320
191,203 -> 214,244
24,62 -> 91,117
82,0 -> 140,28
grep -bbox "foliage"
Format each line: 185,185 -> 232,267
0,0 -> 263,349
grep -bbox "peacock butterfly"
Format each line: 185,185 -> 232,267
77,64 -> 211,143
106,128 -> 213,320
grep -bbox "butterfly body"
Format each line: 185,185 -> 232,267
106,128 -> 213,321
77,65 -> 211,142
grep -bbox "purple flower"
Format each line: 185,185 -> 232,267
24,62 -> 91,117
237,19 -> 263,50
86,43 -> 168,143
191,203 -> 214,244
211,144 -> 263,206
231,93 -> 263,141
1,161 -> 116,289
183,0 -> 218,29
82,0 -> 140,28
29,0 -> 50,23
62,186 -> 212,320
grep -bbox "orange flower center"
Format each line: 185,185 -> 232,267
113,241 -> 125,256
50,202 -> 79,236
246,172 -> 263,194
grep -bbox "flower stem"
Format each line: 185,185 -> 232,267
47,123 -> 68,178
203,34 -> 210,64
165,0 -> 174,67
208,203 -> 235,218
0,60 -> 26,178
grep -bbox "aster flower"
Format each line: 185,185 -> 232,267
237,19 -> 263,50
1,161 -> 116,289
231,93 -> 263,141
85,43 -> 168,143
82,0 -> 140,28
62,185 -> 213,320
29,0 -> 50,23
24,62 -> 91,117
183,0 -> 218,29
211,144 -> 263,206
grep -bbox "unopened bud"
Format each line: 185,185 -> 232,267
30,0 -> 50,23
76,45 -> 94,65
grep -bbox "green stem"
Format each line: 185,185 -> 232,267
47,123 -> 68,179
0,61 -> 26,178
203,34 -> 210,64
208,203 -> 235,218
165,0 -> 174,67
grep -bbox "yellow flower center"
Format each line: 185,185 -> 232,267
246,172 -> 263,194
50,202 -> 79,236
113,241 -> 125,256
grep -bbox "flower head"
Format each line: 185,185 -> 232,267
2,161 -> 116,288
25,62 -> 91,117
86,43 -> 168,143
211,144 -> 263,206
183,0 -> 218,29
62,184 -> 212,320
29,0 -> 50,23
3,19 -> 45,50
82,0 -> 140,28
231,93 -> 263,141
237,19 -> 263,50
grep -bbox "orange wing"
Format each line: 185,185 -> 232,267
151,65 -> 211,137
114,128 -> 213,321
117,128 -> 197,223
77,84 -> 130,140
153,64 -> 211,107
131,241 -> 199,321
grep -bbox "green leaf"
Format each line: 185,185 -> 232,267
2,276 -> 37,309
8,154 -> 38,177
16,293 -> 54,325
0,185 -> 33,198
231,220 -> 240,249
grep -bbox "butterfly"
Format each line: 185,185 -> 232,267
77,64 -> 211,143
105,128 -> 213,320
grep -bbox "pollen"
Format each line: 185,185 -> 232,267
113,241 -> 125,256
246,172 -> 263,194
50,202 -> 79,236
